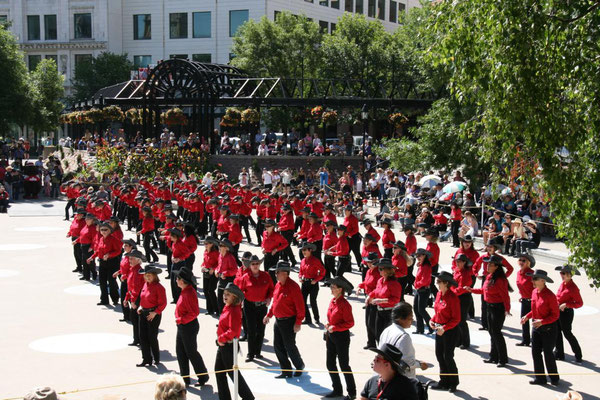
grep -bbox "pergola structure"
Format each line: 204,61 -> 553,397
76,58 -> 436,143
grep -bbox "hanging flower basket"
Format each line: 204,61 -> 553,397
125,108 -> 140,124
241,108 -> 260,124
86,108 -> 105,123
388,112 -> 409,128
322,110 -> 338,125
311,106 -> 324,120
162,107 -> 188,126
102,105 -> 125,122
220,108 -> 242,127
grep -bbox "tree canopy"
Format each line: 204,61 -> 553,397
71,52 -> 133,102
29,59 -> 64,134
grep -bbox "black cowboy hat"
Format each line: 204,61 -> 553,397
327,276 -> 354,293
269,261 -> 291,273
483,254 -> 505,266
218,239 -> 234,252
518,253 -> 536,268
165,214 -> 178,220
299,242 -> 317,252
125,249 -> 147,262
98,223 -> 113,232
263,218 -> 277,227
204,236 -> 219,246
527,269 -> 554,283
364,233 -> 376,242
453,253 -> 473,267
344,205 -> 354,211
142,206 -> 152,212
308,212 -> 319,219
369,343 -> 409,374
381,218 -> 394,227
324,220 -> 338,227
109,216 -> 120,223
424,227 -> 439,237
376,258 -> 395,269
84,213 -> 96,220
337,224 -> 347,231
433,271 -> 458,286
122,239 -> 137,248
300,206 -> 311,213
325,204 -> 334,210
361,219 -> 374,226
75,209 -> 86,215
555,265 -> 580,275
176,267 -> 197,286
362,252 -> 380,263
403,224 -> 416,232
228,214 -> 240,221
392,241 -> 407,251
163,203 -> 173,210
167,228 -> 183,238
248,255 -> 263,264
282,203 -> 292,211
487,236 -> 503,249
139,263 -> 162,275
414,248 -> 432,259
224,282 -> 245,302
460,235 -> 474,243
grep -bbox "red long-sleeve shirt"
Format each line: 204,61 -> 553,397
452,267 -> 473,296
526,286 -> 559,325
238,271 -> 274,302
141,216 -> 155,234
126,264 -> 145,303
92,235 -> 122,259
343,215 -> 359,237
216,252 -> 238,278
414,262 -> 432,290
172,240 -> 192,260
297,219 -> 310,240
327,296 -> 354,332
405,234 -> 417,255
175,284 -> 199,325
261,231 -> 288,253
556,280 -> 583,309
111,228 -> 124,242
322,212 -> 337,229
370,277 -> 402,309
358,267 -> 381,295
299,255 -> 326,281
382,229 -> 395,249
330,235 -> 349,256
323,232 -> 338,251
228,223 -> 243,246
451,247 -> 480,271
392,254 -> 408,278
431,290 -> 461,331
67,218 -> 86,237
139,281 -> 167,314
267,278 -> 305,325
202,250 -> 219,271
426,242 -> 440,266
119,257 -> 131,279
472,253 -> 514,277
366,226 -> 381,243
307,222 -> 324,243
77,224 -> 97,245
279,212 -> 295,232
516,267 -> 534,300
361,243 -> 382,266
217,304 -> 243,343
472,275 -> 511,313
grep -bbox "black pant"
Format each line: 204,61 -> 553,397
98,257 -> 120,304
326,330 -> 356,396
274,317 -> 304,372
72,241 -> 83,272
217,277 -> 234,314
487,302 -> 508,363
203,273 -> 219,315
375,309 -> 392,340
301,281 -> 320,323
414,288 -> 432,333
171,261 -> 186,303
127,206 -> 138,231
176,319 -> 208,385
436,327 -> 459,388
520,299 -> 532,345
80,243 -> 96,280
186,253 -> 196,271
429,264 -> 439,304
555,308 -> 582,360
458,294 -> 472,347
365,304 -> 377,347
264,252 -> 279,282
65,198 -> 75,219
143,232 -> 158,263
336,256 -> 351,278
532,322 -> 559,383
255,218 -> 264,245
383,248 -> 393,259
215,342 -> 255,400
120,279 -> 129,321
280,230 -> 297,265
139,312 -> 161,363
451,220 -> 461,247
324,255 -> 336,281
240,215 -> 252,242
166,248 -> 172,277
244,301 -> 268,357
130,307 -> 140,344
348,234 -> 362,268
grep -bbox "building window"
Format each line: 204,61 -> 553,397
377,0 -> 385,20
74,54 -> 93,67
398,2 -> 406,13
133,55 -> 152,68
192,53 -> 212,63
74,13 -> 92,39
274,10 -> 281,20
133,14 -> 151,40
27,15 -> 40,40
367,0 -> 375,17
45,54 -> 58,64
345,0 -> 354,12
170,54 -> 188,59
330,23 -> 336,32
0,15 -> 8,25
355,0 -> 363,14
229,53 -> 236,62
319,0 -> 329,6
319,20 -> 328,33
331,0 -> 340,9
28,55 -> 42,71
169,13 -> 188,39
193,12 -> 211,38
390,1 -> 397,23
229,10 -> 248,37
44,15 -> 57,40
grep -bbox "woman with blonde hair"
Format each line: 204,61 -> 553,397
155,373 -> 186,400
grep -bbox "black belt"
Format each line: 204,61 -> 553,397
141,307 -> 156,312
300,278 -> 314,282
247,300 -> 268,306
377,306 -> 394,311
276,316 -> 295,321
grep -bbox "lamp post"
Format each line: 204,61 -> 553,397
361,104 -> 368,175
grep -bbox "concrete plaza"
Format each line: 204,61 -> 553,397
1,199 -> 598,400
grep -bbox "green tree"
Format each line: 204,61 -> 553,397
0,26 -> 32,132
375,138 -> 426,173
426,0 -> 600,283
71,52 -> 133,102
29,58 -> 64,134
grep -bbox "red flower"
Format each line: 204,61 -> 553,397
182,163 -> 186,168
168,163 -> 173,167
118,162 -> 122,166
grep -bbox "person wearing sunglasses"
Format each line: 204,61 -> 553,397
554,265 -> 583,363
366,258 -> 402,340
88,223 -> 122,306
360,343 -> 418,400
521,269 -> 560,386
515,254 -> 536,347
413,248 -> 434,335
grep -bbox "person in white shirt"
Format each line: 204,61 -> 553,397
433,183 -> 445,200
262,168 -> 273,189
271,170 -> 281,187
379,302 -> 429,379
202,172 -> 213,187
238,167 -> 250,187
281,169 -> 292,186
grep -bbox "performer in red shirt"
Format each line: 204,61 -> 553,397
522,269 -> 560,385
174,267 -> 209,387
89,223 -> 122,306
123,249 -> 145,346
366,258 -> 402,339
357,252 -> 380,348
298,242 -> 326,325
322,220 -> 339,283
168,228 -> 192,303
326,224 -> 351,278
449,202 -> 462,247
515,254 -> 535,347
361,219 -> 381,243
424,228 -> 441,305
113,239 -> 137,322
452,254 -> 474,349
215,283 -> 255,400
66,209 -> 86,274
77,213 -> 98,281
261,219 -> 289,280
263,261 -> 306,379
430,271 -> 461,393
381,218 -> 396,259
306,212 -> 324,262
413,248 -> 434,334
554,265 -> 583,363
238,255 -> 274,361
227,214 -> 243,259
216,239 -> 238,314
138,207 -> 159,263
201,237 -> 220,316
452,235 -> 479,319
403,224 -> 417,256
324,276 -> 356,399
361,233 -> 381,281
468,254 -> 511,367
391,241 -> 412,301
136,264 -> 167,367
343,205 -> 362,268
278,204 -> 298,267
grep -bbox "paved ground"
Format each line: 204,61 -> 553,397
1,200 -> 598,400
